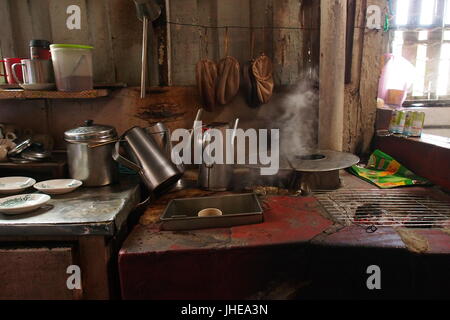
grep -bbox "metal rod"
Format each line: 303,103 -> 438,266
140,16 -> 149,99
315,190 -> 450,228
231,118 -> 239,146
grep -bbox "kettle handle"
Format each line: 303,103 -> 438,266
112,137 -> 151,208
112,139 -> 142,173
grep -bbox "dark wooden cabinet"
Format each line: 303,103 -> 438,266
0,245 -> 79,300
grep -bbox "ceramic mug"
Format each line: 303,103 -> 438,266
0,61 -> 6,84
0,58 -> 23,84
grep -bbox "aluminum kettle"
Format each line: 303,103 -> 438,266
113,126 -> 182,194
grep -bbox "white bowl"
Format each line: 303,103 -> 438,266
197,208 -> 223,217
0,194 -> 51,215
34,179 -> 82,195
0,177 -> 36,194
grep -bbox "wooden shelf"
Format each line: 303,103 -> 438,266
0,155 -> 67,179
0,89 -> 109,100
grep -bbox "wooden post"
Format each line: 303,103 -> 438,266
78,236 -> 111,300
319,0 -> 347,151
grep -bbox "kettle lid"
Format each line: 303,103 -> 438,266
64,120 -> 117,143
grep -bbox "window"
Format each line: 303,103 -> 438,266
391,0 -> 450,100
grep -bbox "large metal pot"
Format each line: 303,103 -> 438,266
64,120 -> 118,187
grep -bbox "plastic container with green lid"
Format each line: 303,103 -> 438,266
50,44 -> 94,91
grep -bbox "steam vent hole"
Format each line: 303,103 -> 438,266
298,154 -> 326,161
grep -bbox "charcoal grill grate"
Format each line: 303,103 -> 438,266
314,190 -> 450,228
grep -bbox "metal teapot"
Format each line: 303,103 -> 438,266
112,126 -> 182,194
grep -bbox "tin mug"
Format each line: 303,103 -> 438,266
12,59 -> 54,85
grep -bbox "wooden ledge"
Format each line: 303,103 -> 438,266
374,133 -> 450,190
0,89 -> 109,100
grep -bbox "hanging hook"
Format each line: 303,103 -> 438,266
250,28 -> 255,59
224,26 -> 229,57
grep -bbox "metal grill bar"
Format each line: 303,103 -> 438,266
314,189 -> 450,228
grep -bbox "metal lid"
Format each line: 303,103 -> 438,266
21,149 -> 52,161
8,139 -> 32,157
64,120 -> 117,143
29,39 -> 51,48
287,150 -> 360,173
50,44 -> 93,50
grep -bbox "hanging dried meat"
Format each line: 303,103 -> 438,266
242,60 -> 260,108
252,53 -> 274,105
216,56 -> 240,105
195,59 -> 218,112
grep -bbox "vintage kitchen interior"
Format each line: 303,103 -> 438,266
0,0 -> 449,302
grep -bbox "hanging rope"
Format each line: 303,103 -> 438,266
164,20 -> 319,30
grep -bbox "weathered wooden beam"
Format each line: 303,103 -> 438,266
319,0 -> 347,151
358,0 -> 389,152
272,0 -> 303,85
169,0 -> 199,85
345,0 -> 356,84
155,0 -> 172,86
0,0 -> 15,58
78,236 -> 111,300
343,0 -> 389,154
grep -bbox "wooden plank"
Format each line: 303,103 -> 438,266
345,0 -> 356,84
108,0 -> 144,86
250,0 -> 274,59
78,236 -> 111,300
0,153 -> 67,180
0,0 -> 16,57
197,0 -> 219,61
357,0 -> 389,152
154,0 -> 172,86
85,0 -> 116,83
343,0 -> 365,152
0,89 -> 109,99
319,0 -> 347,151
216,0 -> 250,63
48,0 -> 90,44
0,246 -> 77,300
344,0 -> 391,154
300,0 -> 320,78
0,158 -> 66,170
148,18 -> 160,87
170,0 -> 200,85
8,0 -> 34,58
272,0 -> 304,85
28,0 -> 53,41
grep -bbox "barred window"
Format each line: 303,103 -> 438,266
391,0 -> 450,100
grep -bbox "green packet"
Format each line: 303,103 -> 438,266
349,149 -> 430,189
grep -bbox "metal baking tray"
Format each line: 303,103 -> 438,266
160,193 -> 263,231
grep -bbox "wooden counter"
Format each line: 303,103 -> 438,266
0,175 -> 141,300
